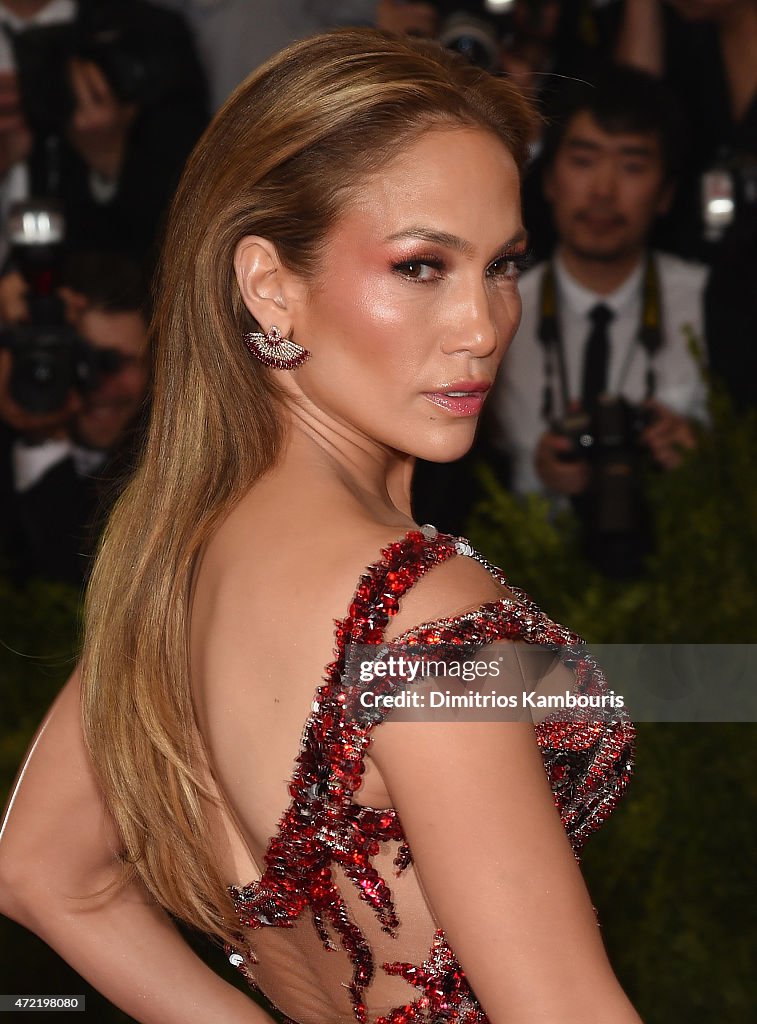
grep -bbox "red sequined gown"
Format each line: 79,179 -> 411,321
225,527 -> 635,1024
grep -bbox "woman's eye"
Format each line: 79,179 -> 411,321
487,252 -> 531,281
393,259 -> 443,282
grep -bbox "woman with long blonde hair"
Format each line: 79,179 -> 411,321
0,29 -> 642,1024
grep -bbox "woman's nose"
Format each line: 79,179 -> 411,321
441,282 -> 500,358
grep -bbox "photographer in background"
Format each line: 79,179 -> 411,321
488,66 -> 708,576
0,0 -> 208,265
0,251 -> 149,585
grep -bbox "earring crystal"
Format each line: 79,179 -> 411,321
244,324 -> 311,370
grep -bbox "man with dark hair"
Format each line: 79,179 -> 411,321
543,65 -> 683,176
0,251 -> 150,584
489,64 -> 708,574
0,0 -> 208,265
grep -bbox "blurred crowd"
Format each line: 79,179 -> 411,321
0,0 -> 754,585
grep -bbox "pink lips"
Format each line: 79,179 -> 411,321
423,381 -> 491,417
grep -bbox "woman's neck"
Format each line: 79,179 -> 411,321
283,416 -> 416,525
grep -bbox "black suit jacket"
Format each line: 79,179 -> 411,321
0,424 -> 100,586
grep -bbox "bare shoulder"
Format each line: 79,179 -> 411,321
196,491 -> 515,634
195,490 -> 416,615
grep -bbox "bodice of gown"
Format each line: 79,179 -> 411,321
224,528 -> 635,1024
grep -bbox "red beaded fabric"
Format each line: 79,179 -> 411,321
225,528 -> 635,1024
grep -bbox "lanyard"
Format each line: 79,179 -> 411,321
537,254 -> 663,425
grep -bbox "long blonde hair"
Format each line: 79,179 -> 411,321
80,29 -> 536,945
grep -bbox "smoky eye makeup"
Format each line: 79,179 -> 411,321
389,237 -> 531,283
390,254 -> 446,281
487,246 -> 533,278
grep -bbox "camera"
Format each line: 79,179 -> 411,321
0,201 -> 130,416
553,396 -> 656,577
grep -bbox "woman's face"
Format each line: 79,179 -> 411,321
288,125 -> 526,463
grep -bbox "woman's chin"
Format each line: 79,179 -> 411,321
409,432 -> 477,464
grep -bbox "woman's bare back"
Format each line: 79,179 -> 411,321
188,478 -> 636,1024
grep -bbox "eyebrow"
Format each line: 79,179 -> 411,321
384,226 -> 528,255
564,137 -> 657,160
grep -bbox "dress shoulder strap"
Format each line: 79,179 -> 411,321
336,524 -> 460,648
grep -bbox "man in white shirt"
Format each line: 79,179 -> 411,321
489,64 -> 708,499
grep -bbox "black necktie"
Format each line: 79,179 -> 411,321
581,303 -> 614,410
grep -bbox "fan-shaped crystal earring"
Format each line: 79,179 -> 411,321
244,324 -> 311,370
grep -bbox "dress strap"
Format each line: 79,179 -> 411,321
303,524 -> 464,831
336,525 -> 460,648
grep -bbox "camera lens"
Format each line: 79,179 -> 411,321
438,14 -> 501,72
9,327 -> 78,414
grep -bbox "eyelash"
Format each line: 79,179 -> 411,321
489,250 -> 533,280
392,250 -> 533,284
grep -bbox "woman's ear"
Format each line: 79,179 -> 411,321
234,236 -> 305,333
